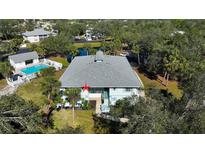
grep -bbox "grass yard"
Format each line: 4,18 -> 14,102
73,41 -> 102,48
0,79 -> 7,90
49,56 -> 69,68
52,109 -> 95,133
54,68 -> 66,79
135,69 -> 183,99
16,77 -> 47,108
16,65 -> 66,108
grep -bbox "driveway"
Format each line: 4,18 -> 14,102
0,85 -> 17,97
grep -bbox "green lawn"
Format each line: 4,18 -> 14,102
135,69 -> 183,99
54,68 -> 66,79
16,77 -> 47,108
0,79 -> 7,90
52,109 -> 94,133
73,42 -> 102,48
49,56 -> 69,68
16,67 -> 66,108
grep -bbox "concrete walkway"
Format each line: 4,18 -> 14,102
0,85 -> 17,97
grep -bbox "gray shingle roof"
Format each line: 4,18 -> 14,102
9,51 -> 39,63
22,28 -> 52,37
60,52 -> 143,88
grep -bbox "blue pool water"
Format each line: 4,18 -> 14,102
21,64 -> 49,75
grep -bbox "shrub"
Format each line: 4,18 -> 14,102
41,67 -> 56,77
82,100 -> 90,110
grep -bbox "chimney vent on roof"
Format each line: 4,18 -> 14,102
95,50 -> 104,62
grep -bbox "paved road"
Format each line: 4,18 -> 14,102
0,85 -> 17,97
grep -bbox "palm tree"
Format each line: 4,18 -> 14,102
41,77 -> 61,116
0,61 -> 13,79
64,88 -> 81,126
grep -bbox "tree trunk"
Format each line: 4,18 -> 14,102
163,71 -> 167,85
166,73 -> 170,87
47,93 -> 51,102
5,33 -> 8,40
46,93 -> 52,115
46,107 -> 54,127
137,53 -> 140,65
72,106 -> 75,126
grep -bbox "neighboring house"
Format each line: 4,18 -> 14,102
60,51 -> 144,113
22,28 -> 55,43
9,51 -> 39,70
7,51 -> 63,87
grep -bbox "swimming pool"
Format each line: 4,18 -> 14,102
21,64 -> 49,75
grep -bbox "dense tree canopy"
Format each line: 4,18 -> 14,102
0,61 -> 13,78
94,88 -> 205,134
0,20 -> 22,40
0,95 -> 44,134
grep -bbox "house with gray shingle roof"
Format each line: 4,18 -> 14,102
22,28 -> 55,43
60,51 -> 144,113
9,51 -> 39,70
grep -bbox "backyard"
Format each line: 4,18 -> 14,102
49,56 -> 69,68
135,69 -> 183,99
15,58 -> 95,133
16,77 -> 48,107
16,67 -> 66,107
16,73 -> 95,133
52,109 -> 94,133
16,74 -> 95,133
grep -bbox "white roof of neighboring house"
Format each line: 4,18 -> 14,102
9,51 -> 39,63
60,51 -> 143,88
22,28 -> 52,37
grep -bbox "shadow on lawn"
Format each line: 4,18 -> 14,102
138,66 -> 157,80
137,66 -> 166,87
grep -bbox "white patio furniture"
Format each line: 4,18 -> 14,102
64,102 -> 72,108
56,103 -> 63,109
